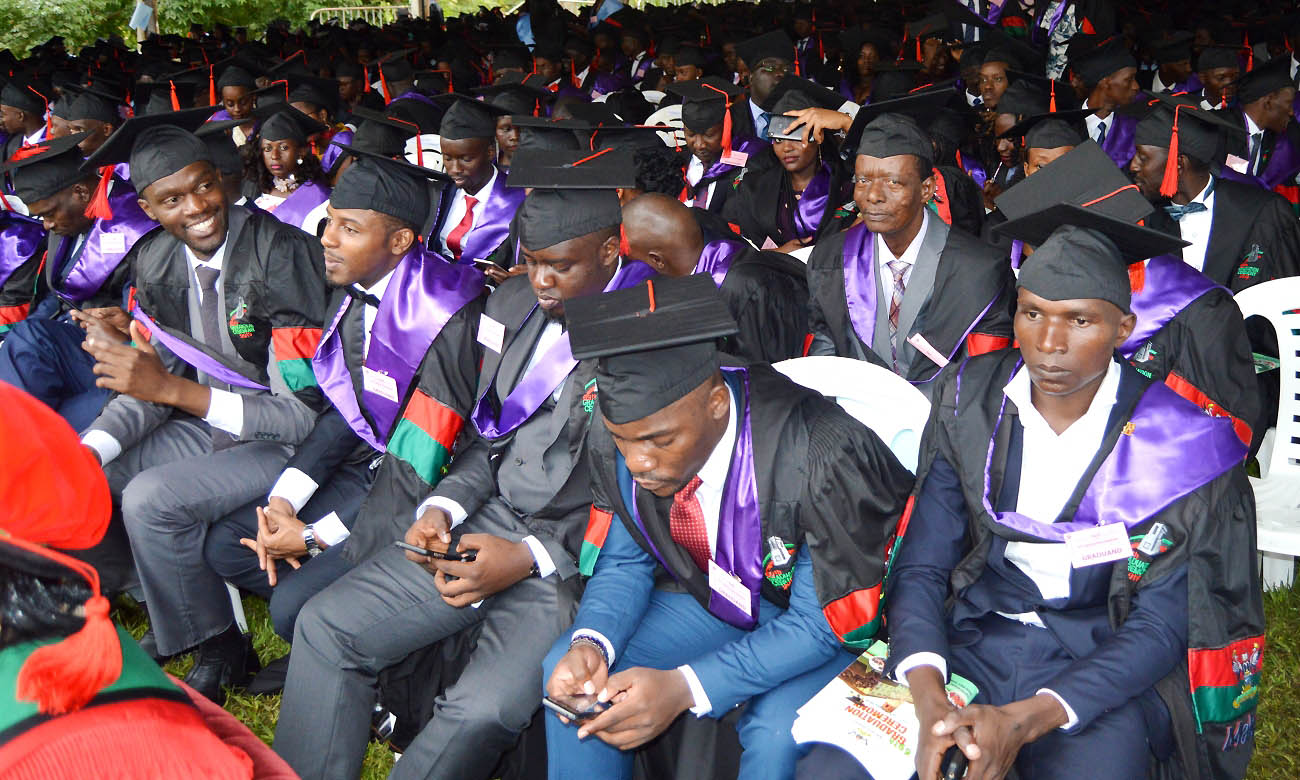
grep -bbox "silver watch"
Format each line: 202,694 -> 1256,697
302,525 -> 323,558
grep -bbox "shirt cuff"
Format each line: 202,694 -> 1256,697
81,430 -> 123,467
677,665 -> 713,716
571,629 -> 616,668
269,467 -> 319,513
838,100 -> 860,118
521,534 -> 557,578
310,510 -> 350,547
203,388 -> 244,437
415,495 -> 469,529
892,652 -> 949,685
1037,688 -> 1079,730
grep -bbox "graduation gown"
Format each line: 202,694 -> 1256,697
887,350 -> 1263,780
580,362 -> 914,650
428,169 -> 525,264
806,219 -> 1016,389
0,211 -> 46,336
721,159 -> 849,248
1145,176 -> 1300,293
45,179 -> 156,311
686,137 -> 768,215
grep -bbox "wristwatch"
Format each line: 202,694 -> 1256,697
302,525 -> 323,558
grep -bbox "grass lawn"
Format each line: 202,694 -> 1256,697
115,583 -> 1300,780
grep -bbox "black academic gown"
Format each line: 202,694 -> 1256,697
720,157 -> 851,249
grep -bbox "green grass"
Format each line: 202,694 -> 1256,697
113,581 -> 1300,780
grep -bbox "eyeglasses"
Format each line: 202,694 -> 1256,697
756,65 -> 789,76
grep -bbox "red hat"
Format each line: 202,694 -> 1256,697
0,379 -> 116,715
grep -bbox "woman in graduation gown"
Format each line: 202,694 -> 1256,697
244,106 -> 332,233
836,28 -> 897,105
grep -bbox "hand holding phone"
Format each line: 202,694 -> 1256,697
393,540 -> 478,562
542,693 -> 608,724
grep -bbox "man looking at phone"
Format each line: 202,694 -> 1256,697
544,275 -> 914,779
274,174 -> 656,780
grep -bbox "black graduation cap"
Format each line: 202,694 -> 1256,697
735,30 -> 796,69
515,150 -> 626,250
330,144 -> 448,229
1196,44 -> 1244,73
1015,224 -> 1135,313
436,93 -> 508,140
1000,109 -> 1090,148
509,115 -> 586,152
79,106 -> 216,193
566,274 -> 738,425
64,86 -> 125,124
385,98 -> 446,134
995,203 -> 1189,264
1133,90 -> 1245,176
666,76 -> 742,133
348,118 -> 414,158
673,45 -> 709,69
1070,40 -> 1137,86
564,101 -> 622,125
0,132 -> 91,204
473,77 -> 553,117
1151,32 -> 1194,65
135,79 -> 203,115
507,148 -> 638,189
604,90 -> 655,125
491,47 -> 532,72
994,140 -> 1150,226
1,74 -> 50,116
288,75 -> 341,115
843,83 -> 956,157
855,112 -> 936,161
993,81 -> 1048,118
908,13 -> 953,43
764,75 -> 845,114
590,124 -> 675,152
217,63 -> 259,90
255,105 -> 329,143
193,120 -> 243,176
1234,56 -> 1295,106
839,27 -> 899,60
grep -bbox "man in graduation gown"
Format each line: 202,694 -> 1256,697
877,222 -> 1263,780
670,77 -> 768,215
1069,39 -> 1140,168
996,141 -> 1260,451
203,150 -> 487,647
427,95 -> 524,265
1131,94 -> 1300,293
274,182 -> 655,780
733,31 -> 798,140
77,122 -> 328,703
623,192 -> 809,363
806,113 -> 1015,395
1216,57 -> 1300,195
0,75 -> 50,162
543,274 -> 914,780
0,131 -> 159,430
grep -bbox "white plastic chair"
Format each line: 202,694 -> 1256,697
1235,279 -> 1300,589
774,356 -> 931,473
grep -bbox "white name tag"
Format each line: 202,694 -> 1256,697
362,366 -> 399,402
100,232 -> 126,255
907,332 -> 950,368
708,559 -> 753,618
1065,523 -> 1132,568
477,314 -> 505,353
720,150 -> 749,166
1225,154 -> 1250,175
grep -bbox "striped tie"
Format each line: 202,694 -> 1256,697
887,259 -> 908,370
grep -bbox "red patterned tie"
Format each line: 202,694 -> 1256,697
446,195 -> 478,260
669,475 -> 710,572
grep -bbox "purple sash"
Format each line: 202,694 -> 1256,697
129,301 -> 269,390
313,246 -> 484,450
1010,240 -> 1025,270
1121,255 -> 1223,357
1100,113 -> 1137,168
841,223 -> 879,348
0,213 -> 44,286
56,187 -> 157,303
470,260 -> 655,438
792,163 -> 832,238
320,128 -> 353,173
628,367 -> 762,629
209,109 -> 232,121
1261,131 -> 1300,189
961,155 -> 987,189
695,239 -> 741,286
455,171 -> 525,264
269,180 -> 330,230
980,362 -> 1246,542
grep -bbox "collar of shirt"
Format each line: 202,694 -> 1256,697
354,266 -> 396,357
185,234 -> 229,274
576,66 -> 590,83
1292,56 -> 1299,82
1244,110 -> 1262,139
1003,358 -> 1121,445
1083,111 -> 1108,140
22,127 -> 45,146
875,208 -> 929,286
462,164 -> 498,201
686,154 -> 705,186
1190,177 -> 1215,208
693,380 -> 738,554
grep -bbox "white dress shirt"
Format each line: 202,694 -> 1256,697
1084,111 -> 1110,145
22,126 -> 46,147
1176,179 -> 1215,273
629,52 -> 647,79
875,208 -> 929,291
572,382 -> 739,716
686,155 -> 719,209
1244,111 -> 1264,176
1151,70 -> 1169,94
438,166 -> 498,256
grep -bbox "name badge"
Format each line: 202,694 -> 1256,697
720,150 -> 749,166
100,232 -> 126,255
477,314 -> 505,353
1225,154 -> 1250,175
362,366 -> 399,402
906,332 -> 950,368
1065,523 -> 1131,568
708,559 -> 753,618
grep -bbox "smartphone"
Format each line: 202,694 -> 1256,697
940,745 -> 969,780
767,114 -> 809,142
472,259 -> 500,271
393,540 -> 478,562
542,694 -> 608,723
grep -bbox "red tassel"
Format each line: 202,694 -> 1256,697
379,64 -> 392,103
389,117 -> 422,167
84,166 -> 114,220
620,224 -> 631,257
794,46 -> 802,76
17,594 -> 120,715
1049,82 -> 1057,112
916,38 -> 922,62
1245,37 -> 1253,70
26,86 -> 49,137
1128,262 -> 1145,293
1159,105 -> 1182,198
169,80 -> 180,111
571,60 -> 579,88
701,83 -> 732,157
208,65 -> 216,106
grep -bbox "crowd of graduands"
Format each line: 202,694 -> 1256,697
0,0 -> 1296,776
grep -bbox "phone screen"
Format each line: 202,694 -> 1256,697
543,693 -> 608,722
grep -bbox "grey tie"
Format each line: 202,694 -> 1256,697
194,264 -> 237,450
1249,132 -> 1264,176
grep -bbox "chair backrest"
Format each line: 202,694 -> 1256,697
773,356 -> 931,472
1235,278 -> 1300,479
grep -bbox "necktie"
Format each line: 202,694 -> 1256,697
669,475 -> 710,573
1249,131 -> 1264,175
194,264 -> 238,451
1095,120 -> 1107,145
886,258 -> 908,370
1163,201 -> 1208,221
446,195 -> 478,261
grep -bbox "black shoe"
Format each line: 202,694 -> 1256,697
245,653 -> 290,695
136,629 -> 172,665
182,627 -> 261,706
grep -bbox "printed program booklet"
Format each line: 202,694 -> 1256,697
791,641 -> 979,780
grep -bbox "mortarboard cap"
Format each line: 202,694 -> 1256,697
603,89 -> 655,125
509,115 -> 586,152
673,45 -> 709,69
193,119 -> 245,176
1,132 -> 93,204
843,84 -> 955,157
856,113 -> 935,161
507,148 -> 638,189
256,105 -> 329,143
65,86 -> 125,124
518,187 -> 623,251
1151,32 -> 1194,65
288,75 -> 342,115
590,124 -> 675,152
1070,40 -> 1137,85
80,106 -> 215,194
735,30 -> 795,69
1015,225 -> 1134,313
998,109 -> 1089,148
566,274 -> 738,425
436,93 -> 508,140
995,140 -> 1150,223
993,80 -> 1048,117
764,75 -> 845,114
1196,44 -> 1244,72
473,76 -> 553,116
908,13 -> 953,43
1234,56 -> 1296,106
1132,91 -> 1245,191
329,144 -> 448,229
1,75 -> 50,116
666,76 -> 742,133
995,203 -> 1188,265
217,66 -> 257,90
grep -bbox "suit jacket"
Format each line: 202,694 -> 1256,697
428,169 -> 525,265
